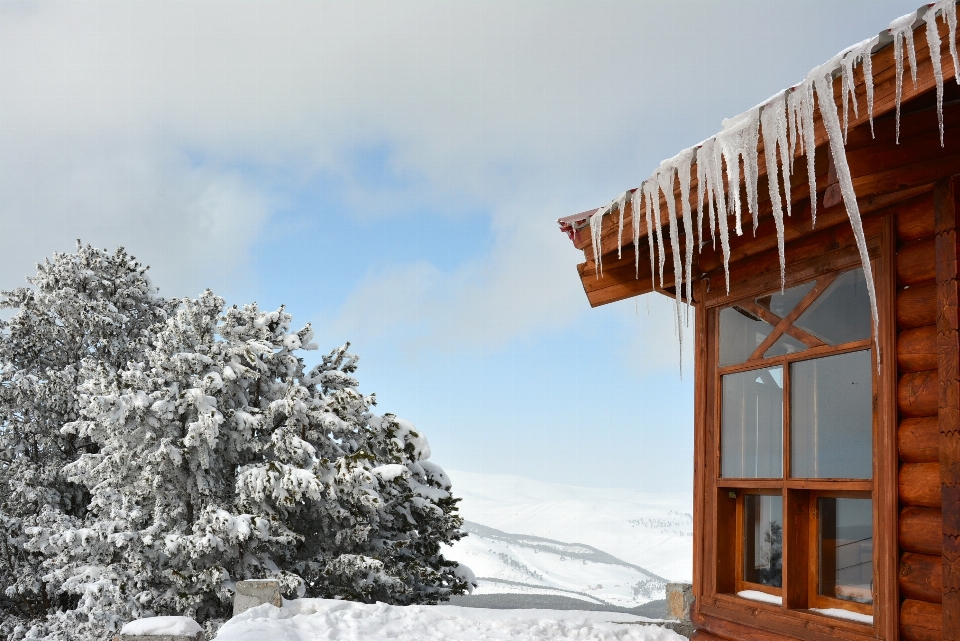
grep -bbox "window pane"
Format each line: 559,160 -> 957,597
819,498 -> 873,604
763,333 -> 807,359
790,351 -> 872,479
719,306 -> 773,366
722,367 -> 783,478
794,269 -> 872,345
744,494 -> 783,588
755,280 -> 816,318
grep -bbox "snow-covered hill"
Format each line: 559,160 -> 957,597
445,521 -> 668,609
442,470 -> 693,609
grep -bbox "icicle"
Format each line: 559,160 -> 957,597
760,93 -> 790,291
788,81 -> 818,226
589,205 -> 608,277
863,40 -> 875,137
715,108 -> 761,236
839,38 -> 877,142
926,6 -> 946,146
642,180 -> 660,291
699,137 -> 731,293
658,163 -> 685,375
812,70 -> 881,363
890,11 -> 919,144
786,86 -> 803,172
631,188 -> 643,279
696,142 -> 717,251
644,179 -> 666,287
674,148 -> 696,308
931,0 -> 960,84
615,191 -> 628,259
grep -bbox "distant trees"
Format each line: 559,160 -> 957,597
0,244 -> 471,641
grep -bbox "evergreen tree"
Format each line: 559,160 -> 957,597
0,243 -> 169,635
4,269 -> 470,640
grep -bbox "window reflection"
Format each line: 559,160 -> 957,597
819,498 -> 873,604
722,367 -> 783,478
744,494 -> 783,588
794,269 -> 872,345
719,306 -> 773,366
763,333 -> 807,359
791,351 -> 873,479
755,281 -> 815,318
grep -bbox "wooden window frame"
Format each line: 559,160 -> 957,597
694,224 -> 898,641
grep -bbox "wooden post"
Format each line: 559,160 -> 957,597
934,178 -> 960,639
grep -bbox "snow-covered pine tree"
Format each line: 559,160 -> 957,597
0,243 -> 169,635
25,289 -> 471,640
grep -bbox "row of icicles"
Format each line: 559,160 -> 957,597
589,0 -> 960,371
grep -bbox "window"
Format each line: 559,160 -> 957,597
713,266 -> 878,622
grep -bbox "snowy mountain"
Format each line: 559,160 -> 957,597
442,471 -> 693,610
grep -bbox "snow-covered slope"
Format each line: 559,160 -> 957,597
444,521 -> 668,609
446,470 -> 693,583
216,599 -> 686,641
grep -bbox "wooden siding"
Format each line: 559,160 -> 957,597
893,183 -> 960,641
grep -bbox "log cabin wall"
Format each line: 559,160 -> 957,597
895,189 -> 944,641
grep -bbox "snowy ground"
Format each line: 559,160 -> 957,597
216,599 -> 687,641
444,471 -> 693,590
445,521 -> 668,610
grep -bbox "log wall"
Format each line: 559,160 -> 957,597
934,179 -> 960,640
895,191 -> 946,641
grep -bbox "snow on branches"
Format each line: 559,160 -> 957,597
0,247 -> 471,641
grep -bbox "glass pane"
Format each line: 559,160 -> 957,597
763,333 -> 807,359
719,306 -> 773,366
755,280 -> 816,318
743,494 -> 783,588
790,351 -> 873,479
794,269 -> 872,345
819,498 -> 873,604
722,367 -> 783,478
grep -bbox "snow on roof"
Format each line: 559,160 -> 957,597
562,0 -> 960,367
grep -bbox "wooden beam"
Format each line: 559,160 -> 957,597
935,177 -> 960,640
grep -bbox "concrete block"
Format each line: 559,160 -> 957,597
234,579 -> 282,616
662,583 -> 695,637
665,582 -> 693,622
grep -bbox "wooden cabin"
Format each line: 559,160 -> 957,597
558,4 -> 960,641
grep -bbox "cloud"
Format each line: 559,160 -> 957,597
0,126 -> 271,297
0,0 -> 919,339
327,197 -> 584,353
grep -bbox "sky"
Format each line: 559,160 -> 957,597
0,0 -> 922,494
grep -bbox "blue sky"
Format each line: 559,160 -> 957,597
0,0 -> 920,493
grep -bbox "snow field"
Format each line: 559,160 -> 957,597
447,470 -> 693,581
446,532 -> 658,608
215,599 -> 688,641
